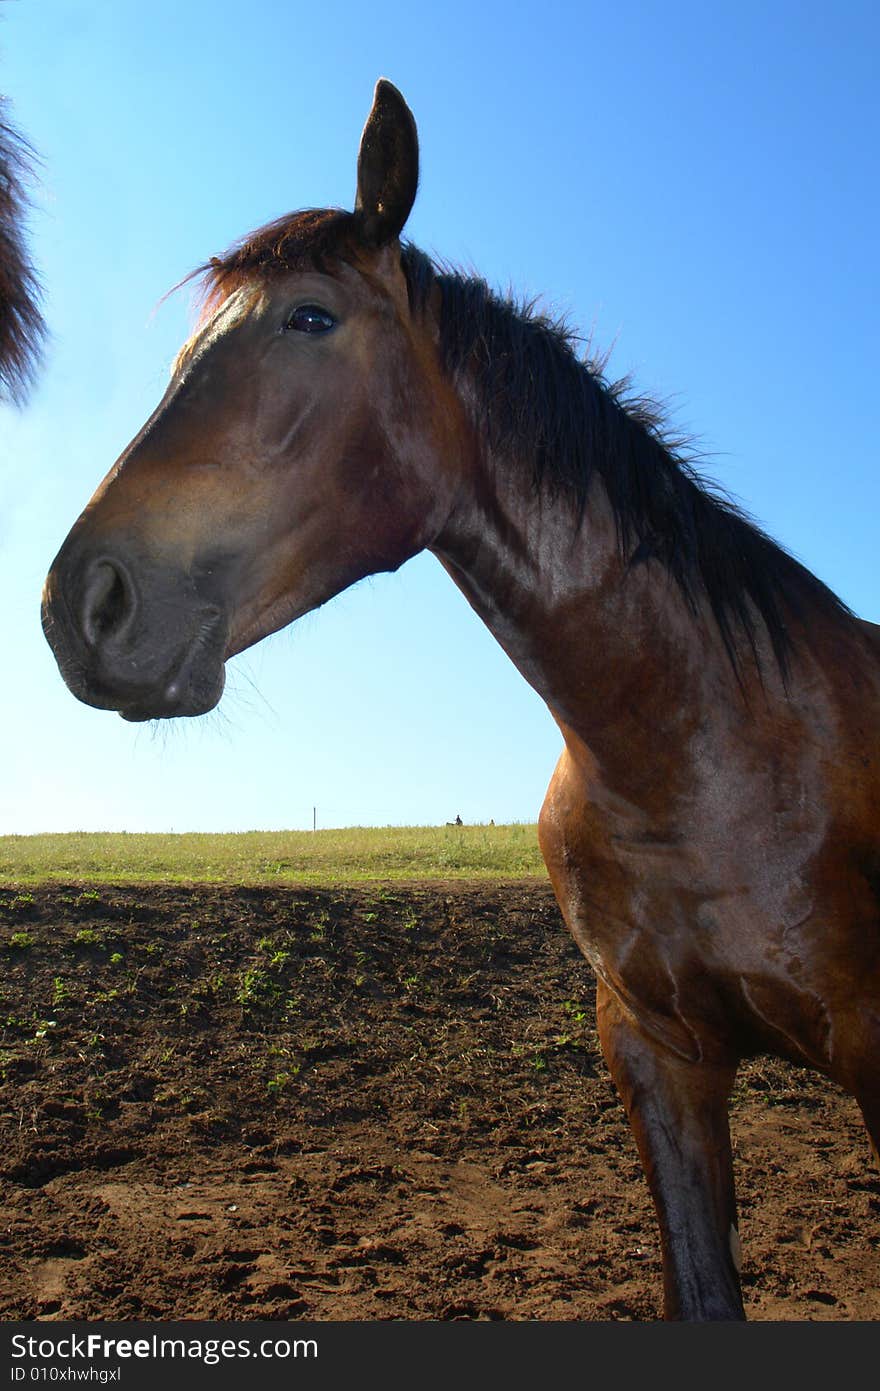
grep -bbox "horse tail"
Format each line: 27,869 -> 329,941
0,99 -> 45,404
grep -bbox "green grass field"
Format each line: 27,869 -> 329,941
0,823 -> 545,885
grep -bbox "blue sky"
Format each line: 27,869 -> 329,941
1,0 -> 877,834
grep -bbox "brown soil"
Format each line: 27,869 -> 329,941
0,881 -> 877,1322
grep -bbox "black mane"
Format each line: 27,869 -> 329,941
401,243 -> 853,678
0,101 -> 45,404
193,209 -> 854,678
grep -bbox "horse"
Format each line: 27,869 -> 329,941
41,80 -> 880,1321
0,98 -> 44,403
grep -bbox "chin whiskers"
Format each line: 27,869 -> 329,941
221,658 -> 279,728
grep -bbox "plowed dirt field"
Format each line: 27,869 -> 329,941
1,882 -> 877,1320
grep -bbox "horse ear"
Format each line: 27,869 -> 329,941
355,79 -> 419,246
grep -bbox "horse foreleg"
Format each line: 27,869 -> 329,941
595,980 -> 743,1320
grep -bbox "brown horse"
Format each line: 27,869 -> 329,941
42,81 -> 880,1320
0,98 -> 44,403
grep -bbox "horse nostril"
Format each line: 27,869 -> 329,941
80,558 -> 136,648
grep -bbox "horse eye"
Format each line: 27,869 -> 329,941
284,304 -> 336,334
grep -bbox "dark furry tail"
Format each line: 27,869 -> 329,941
0,99 -> 45,404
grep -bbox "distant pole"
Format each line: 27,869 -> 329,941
313,806 -> 316,832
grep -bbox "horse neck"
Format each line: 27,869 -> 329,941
430,441 -> 735,795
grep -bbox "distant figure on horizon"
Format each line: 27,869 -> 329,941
0,98 -> 45,404
446,814 -> 464,826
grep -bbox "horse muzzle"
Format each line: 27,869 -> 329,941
42,541 -> 229,721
